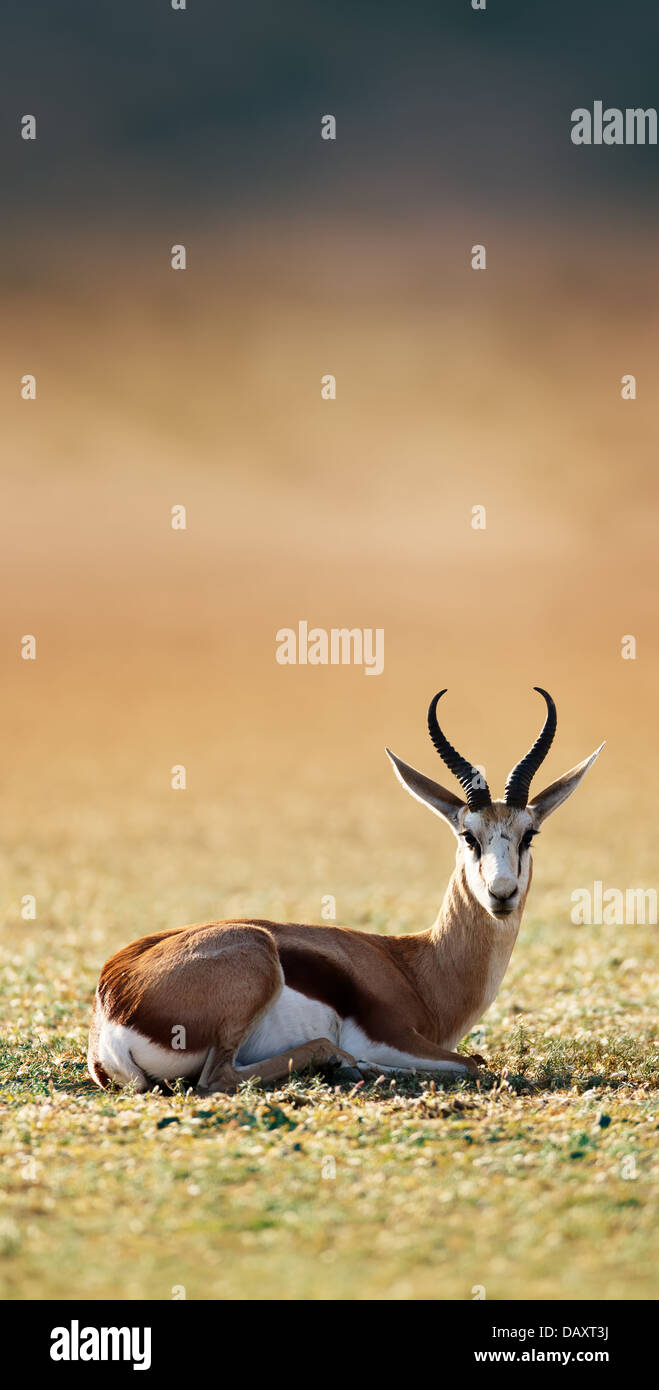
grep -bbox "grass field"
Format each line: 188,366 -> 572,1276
1,227 -> 658,1301
1,774 -> 657,1302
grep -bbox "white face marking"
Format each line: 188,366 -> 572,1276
459,804 -> 536,920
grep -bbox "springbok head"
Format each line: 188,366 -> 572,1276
387,689 -> 604,921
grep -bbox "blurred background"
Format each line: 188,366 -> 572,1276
1,0 -> 658,947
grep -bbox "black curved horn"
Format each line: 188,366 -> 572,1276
427,690 -> 492,810
505,687 -> 557,808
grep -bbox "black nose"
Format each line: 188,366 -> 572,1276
490,889 -> 516,904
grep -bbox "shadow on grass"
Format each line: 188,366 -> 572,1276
2,1030 -> 657,1102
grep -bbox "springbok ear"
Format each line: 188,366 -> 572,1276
386,748 -> 465,833
528,743 -> 605,826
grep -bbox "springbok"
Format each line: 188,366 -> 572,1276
88,689 -> 604,1093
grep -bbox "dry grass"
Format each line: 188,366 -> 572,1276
1,779 -> 657,1301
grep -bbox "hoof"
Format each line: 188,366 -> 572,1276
333,1065 -> 365,1084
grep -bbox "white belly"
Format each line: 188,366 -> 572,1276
236,986 -> 341,1064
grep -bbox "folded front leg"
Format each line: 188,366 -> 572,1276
197,1037 -> 359,1094
342,1024 -> 484,1077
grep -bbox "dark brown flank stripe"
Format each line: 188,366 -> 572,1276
245,919 -> 441,1047
275,941 -> 434,1046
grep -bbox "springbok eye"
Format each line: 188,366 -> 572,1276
520,830 -> 538,851
461,831 -> 481,857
